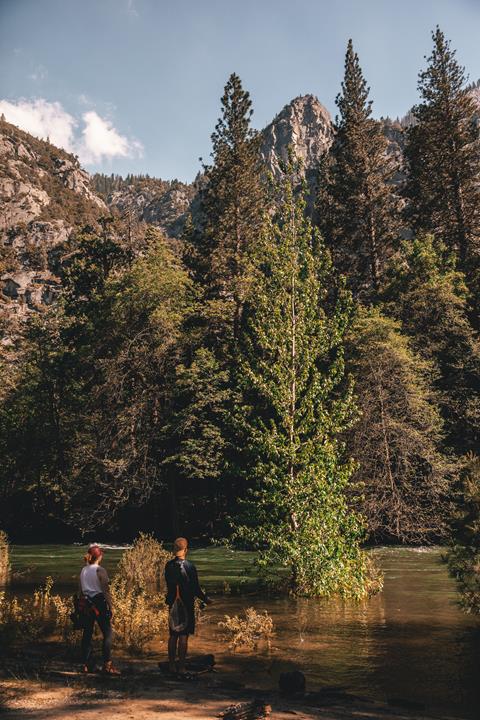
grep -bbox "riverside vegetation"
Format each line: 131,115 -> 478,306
0,28 -> 480,609
0,535 -> 275,660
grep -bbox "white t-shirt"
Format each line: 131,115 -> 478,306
80,564 -> 105,598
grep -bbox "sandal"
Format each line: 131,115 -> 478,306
102,661 -> 121,675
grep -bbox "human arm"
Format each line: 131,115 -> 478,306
97,566 -> 112,609
164,561 -> 176,607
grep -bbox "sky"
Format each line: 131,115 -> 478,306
0,0 -> 479,182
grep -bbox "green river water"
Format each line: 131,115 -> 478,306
6,545 -> 480,719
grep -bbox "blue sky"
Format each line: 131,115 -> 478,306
1,0 -> 479,181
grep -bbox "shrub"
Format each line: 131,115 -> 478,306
116,533 -> 170,594
0,576 -> 72,649
447,455 -> 480,613
219,607 -> 274,651
0,564 -> 171,656
110,577 -> 168,654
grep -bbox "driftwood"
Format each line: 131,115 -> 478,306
217,698 -> 271,720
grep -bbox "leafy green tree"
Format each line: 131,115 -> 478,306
385,235 -> 480,455
0,307 -> 79,536
65,229 -> 194,531
447,454 -> 480,613
347,308 -> 452,543
404,27 -> 480,266
318,39 -> 400,299
162,347 -> 232,536
235,159 -> 372,598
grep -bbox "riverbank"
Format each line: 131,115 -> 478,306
2,545 -> 479,718
0,654 -> 465,720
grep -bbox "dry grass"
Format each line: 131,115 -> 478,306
219,607 -> 274,652
0,576 -> 73,649
116,532 -> 170,593
110,577 -> 168,654
0,530 -> 9,584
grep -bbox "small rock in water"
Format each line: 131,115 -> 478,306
279,670 -> 306,695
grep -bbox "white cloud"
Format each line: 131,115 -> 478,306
80,110 -> 143,163
0,98 -> 76,150
0,98 -> 143,166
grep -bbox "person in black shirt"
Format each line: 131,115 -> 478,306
165,537 -> 211,674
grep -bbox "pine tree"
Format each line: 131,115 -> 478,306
385,235 -> 480,456
318,40 -> 400,300
193,73 -> 265,345
447,454 -> 480,614
235,158 -> 374,599
404,27 -> 480,266
347,307 -> 452,543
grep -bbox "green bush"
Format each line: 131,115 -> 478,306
447,455 -> 480,613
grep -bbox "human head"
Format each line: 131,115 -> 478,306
84,544 -> 103,564
173,537 -> 188,557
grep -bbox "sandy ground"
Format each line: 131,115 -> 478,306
0,657 -> 465,720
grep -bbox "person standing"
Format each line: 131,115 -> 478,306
79,544 -> 120,675
165,537 -> 211,675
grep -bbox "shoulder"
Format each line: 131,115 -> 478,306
97,565 -> 109,580
165,559 -> 176,571
184,560 -> 196,572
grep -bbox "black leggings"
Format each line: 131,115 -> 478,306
81,593 -> 112,664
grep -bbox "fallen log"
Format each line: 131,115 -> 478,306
217,698 -> 271,720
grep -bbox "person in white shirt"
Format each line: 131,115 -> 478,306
79,544 -> 119,674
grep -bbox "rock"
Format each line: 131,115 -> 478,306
1,270 -> 61,313
53,157 -> 105,208
261,95 -> 333,178
107,180 -> 196,238
278,670 -> 306,696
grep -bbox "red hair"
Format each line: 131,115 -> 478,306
84,545 -> 103,564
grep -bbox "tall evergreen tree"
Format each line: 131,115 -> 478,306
404,27 -> 480,266
347,307 -> 452,543
385,235 -> 480,456
235,158 -> 373,599
447,454 -> 480,614
192,73 -> 265,345
318,40 -> 400,300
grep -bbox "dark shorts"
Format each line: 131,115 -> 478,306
169,601 -> 195,636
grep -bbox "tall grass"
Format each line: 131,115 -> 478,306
116,532 -> 170,593
0,535 -> 175,656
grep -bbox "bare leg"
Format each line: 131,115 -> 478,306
168,634 -> 178,673
177,635 -> 188,673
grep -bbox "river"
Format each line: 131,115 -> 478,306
7,545 -> 480,719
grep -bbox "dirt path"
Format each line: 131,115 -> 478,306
0,664 -> 464,720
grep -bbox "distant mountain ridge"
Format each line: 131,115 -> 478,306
2,82 -> 480,315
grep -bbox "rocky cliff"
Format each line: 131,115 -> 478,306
261,94 -> 333,175
0,116 -> 107,316
92,174 -> 196,239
